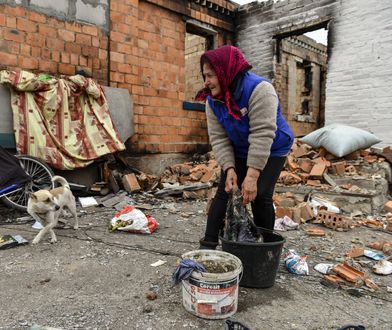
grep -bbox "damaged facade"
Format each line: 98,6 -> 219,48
236,0 -> 392,146
0,0 -> 237,159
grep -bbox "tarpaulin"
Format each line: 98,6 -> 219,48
0,70 -> 125,170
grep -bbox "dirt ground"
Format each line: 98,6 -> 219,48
1,194 -> 392,330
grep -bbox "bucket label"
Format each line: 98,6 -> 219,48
182,277 -> 239,318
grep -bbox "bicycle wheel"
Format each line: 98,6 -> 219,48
1,155 -> 54,211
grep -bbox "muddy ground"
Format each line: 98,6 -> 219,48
1,194 -> 392,330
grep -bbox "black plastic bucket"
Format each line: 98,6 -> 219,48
220,228 -> 285,288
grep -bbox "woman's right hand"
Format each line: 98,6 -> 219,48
225,168 -> 238,193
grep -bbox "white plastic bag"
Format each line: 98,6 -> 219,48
284,249 -> 309,275
109,205 -> 159,234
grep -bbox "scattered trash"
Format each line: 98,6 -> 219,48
373,260 -> 392,275
32,221 -> 44,230
109,205 -> 159,234
146,291 -> 158,300
274,216 -> 299,231
171,258 -> 206,287
0,234 -> 28,249
363,249 -> 385,261
336,324 -> 365,330
314,263 -> 334,275
308,195 -> 340,216
284,249 -> 309,275
150,259 -> 167,267
78,196 -> 98,208
224,319 -> 251,330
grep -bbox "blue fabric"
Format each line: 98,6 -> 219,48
171,258 -> 206,287
207,72 -> 294,160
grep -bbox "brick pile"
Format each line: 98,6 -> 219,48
277,139 -> 387,192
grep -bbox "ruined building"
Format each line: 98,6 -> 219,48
0,0 -> 391,167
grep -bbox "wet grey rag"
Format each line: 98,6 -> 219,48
171,258 -> 206,287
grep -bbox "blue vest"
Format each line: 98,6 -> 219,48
207,72 -> 294,159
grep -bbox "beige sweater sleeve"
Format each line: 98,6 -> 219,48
247,81 -> 278,170
206,101 -> 235,172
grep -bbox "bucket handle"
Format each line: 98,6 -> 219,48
182,271 -> 243,305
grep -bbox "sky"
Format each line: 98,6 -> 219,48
232,0 -> 328,45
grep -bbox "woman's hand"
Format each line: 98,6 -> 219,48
225,168 -> 238,192
242,167 -> 260,204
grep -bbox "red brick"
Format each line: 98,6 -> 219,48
18,56 -> 38,70
75,33 -> 92,46
29,11 -> 47,23
17,18 -> 37,32
385,200 -> 392,213
345,246 -> 364,258
46,37 -> 65,51
0,51 -> 17,66
6,16 -> 16,28
332,263 -> 366,286
58,29 -> 75,42
82,25 -> 98,36
58,63 -> 75,75
309,163 -> 326,178
39,60 -> 57,73
39,24 -> 57,36
122,173 -> 141,192
4,29 -> 24,43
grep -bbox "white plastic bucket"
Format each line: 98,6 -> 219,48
181,250 -> 243,320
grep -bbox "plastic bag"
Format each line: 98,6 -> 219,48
109,205 -> 159,234
274,216 -> 299,231
373,260 -> 392,275
284,249 -> 309,275
223,187 -> 259,242
307,195 -> 340,217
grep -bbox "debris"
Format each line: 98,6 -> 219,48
146,291 -> 158,300
154,182 -> 210,197
373,260 -> 392,275
274,216 -> 299,231
304,227 -> 325,236
317,210 -> 352,231
314,263 -> 334,275
363,249 -> 385,261
78,196 -> 98,208
122,173 -> 141,193
0,234 -> 28,249
385,201 -> 392,213
150,260 -> 167,267
224,319 -> 251,330
109,205 -> 159,234
331,262 -> 367,287
345,246 -> 364,258
284,249 -> 309,275
101,191 -> 128,208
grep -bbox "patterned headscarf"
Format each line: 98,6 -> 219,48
196,45 -> 252,120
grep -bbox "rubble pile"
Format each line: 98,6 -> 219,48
278,140 -> 389,194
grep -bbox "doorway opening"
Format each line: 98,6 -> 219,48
274,24 -> 329,137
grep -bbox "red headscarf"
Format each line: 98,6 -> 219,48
196,45 -> 252,120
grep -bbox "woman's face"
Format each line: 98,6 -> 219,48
202,63 -> 221,98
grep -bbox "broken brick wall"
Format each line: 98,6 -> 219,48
236,0 -> 392,146
274,35 -> 327,136
0,0 -> 236,155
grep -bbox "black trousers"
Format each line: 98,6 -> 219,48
204,156 -> 286,242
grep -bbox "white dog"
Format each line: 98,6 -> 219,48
27,176 -> 78,244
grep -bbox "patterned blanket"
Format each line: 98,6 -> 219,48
0,70 -> 125,170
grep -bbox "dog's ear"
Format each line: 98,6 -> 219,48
29,192 -> 37,201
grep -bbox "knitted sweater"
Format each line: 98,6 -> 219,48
206,81 -> 279,172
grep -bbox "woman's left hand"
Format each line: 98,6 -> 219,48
241,168 -> 260,204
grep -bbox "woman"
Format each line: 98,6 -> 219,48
196,45 -> 294,249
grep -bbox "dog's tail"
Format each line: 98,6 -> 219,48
52,175 -> 70,189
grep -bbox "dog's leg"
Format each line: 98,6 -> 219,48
68,199 -> 79,230
32,214 -> 58,244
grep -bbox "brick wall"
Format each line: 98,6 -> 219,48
0,4 -> 108,83
0,0 -> 236,155
236,0 -> 392,146
275,36 -> 327,136
185,33 -> 206,101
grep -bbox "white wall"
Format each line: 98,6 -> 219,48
325,0 -> 392,146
